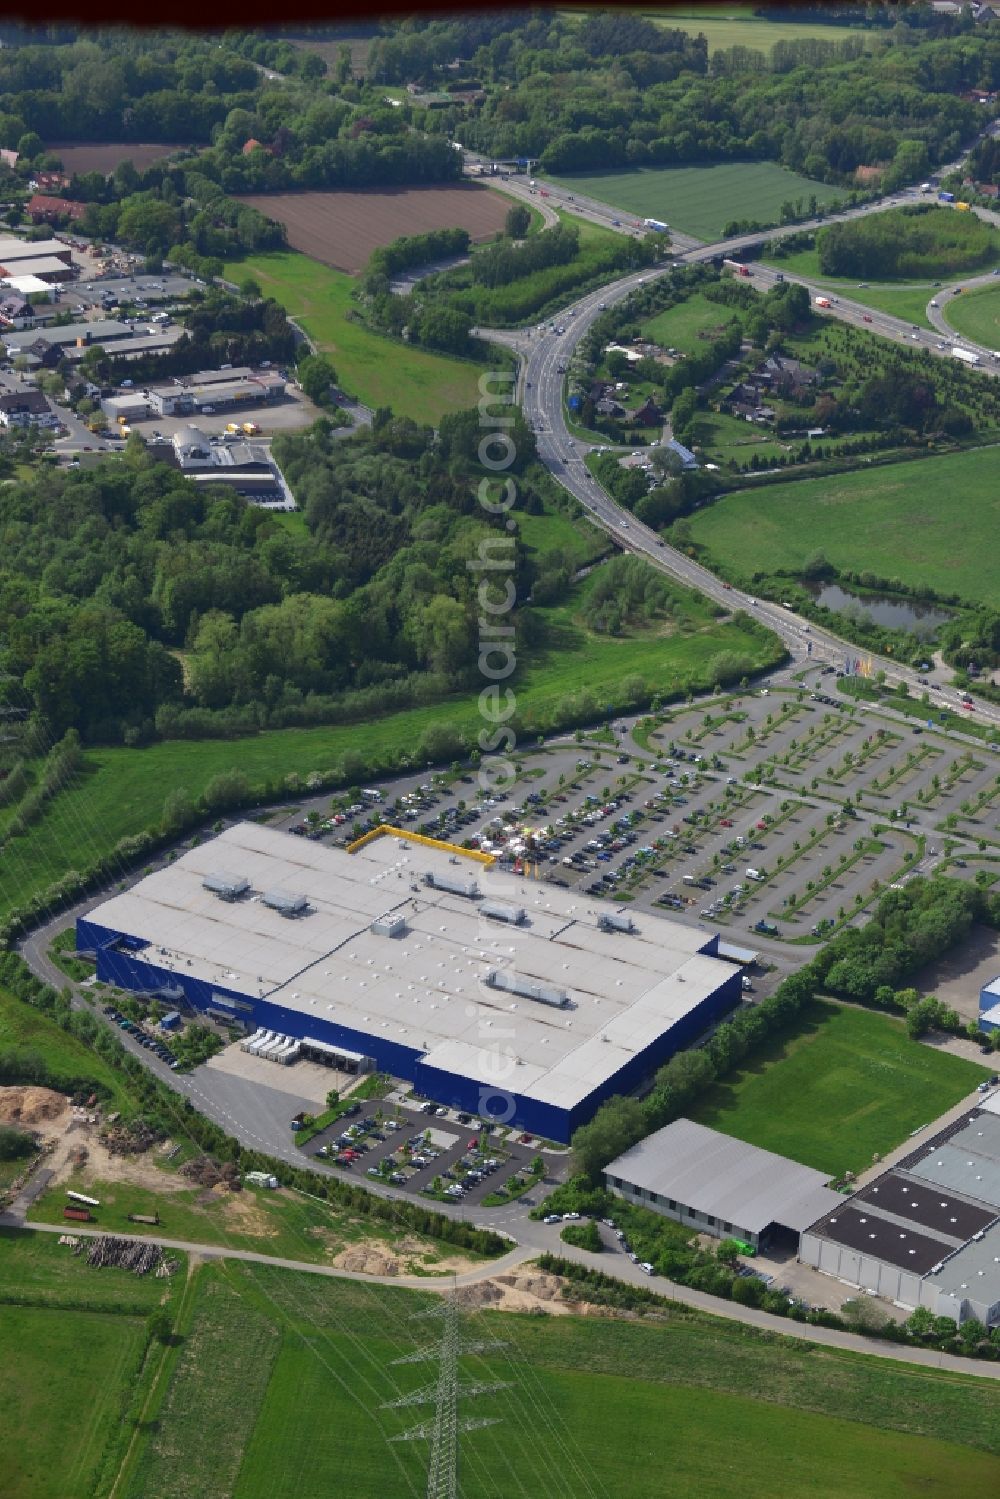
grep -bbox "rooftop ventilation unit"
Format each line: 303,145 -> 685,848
481,902 -> 526,926
423,870 -> 480,899
262,889 -> 308,917
203,872 -> 250,901
598,912 -> 636,934
372,914 -> 407,938
484,968 -> 570,1009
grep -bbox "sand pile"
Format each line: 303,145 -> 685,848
0,1086 -> 67,1126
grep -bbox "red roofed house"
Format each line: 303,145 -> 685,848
27,195 -> 86,225
242,138 -> 271,156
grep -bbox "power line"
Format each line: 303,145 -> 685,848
385,1294 -> 509,1499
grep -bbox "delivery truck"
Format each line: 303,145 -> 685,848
952,346 -> 980,366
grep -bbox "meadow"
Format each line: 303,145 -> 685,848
222,250 -> 489,425
29,1170 -> 465,1270
689,999 -> 989,1176
944,282 -> 1000,348
546,163 -> 844,241
115,1259 -> 1000,1499
641,291 -> 738,354
686,447 -> 1000,604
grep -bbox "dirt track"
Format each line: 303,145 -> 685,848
236,184 -> 511,273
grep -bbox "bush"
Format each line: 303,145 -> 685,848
560,1220 -> 602,1252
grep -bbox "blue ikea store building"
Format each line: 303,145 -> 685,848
77,823 -> 744,1143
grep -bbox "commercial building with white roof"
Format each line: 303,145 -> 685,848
76,822 -> 743,1141
604,1118 -> 842,1251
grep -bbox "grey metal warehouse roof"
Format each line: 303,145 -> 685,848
907,1115 -> 1000,1210
925,1220 -> 1000,1304
606,1118 -> 842,1235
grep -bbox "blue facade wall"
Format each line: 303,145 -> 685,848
78,913 -> 742,1145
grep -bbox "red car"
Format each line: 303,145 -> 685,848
720,818 -> 734,827
467,1138 -> 479,1150
722,582 -> 732,590
862,314 -> 873,323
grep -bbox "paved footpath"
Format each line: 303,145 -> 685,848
12,1219 -> 1000,1381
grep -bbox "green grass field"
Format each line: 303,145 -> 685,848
546,163 -> 844,241
643,7 -> 874,52
115,1259 -> 1000,1499
2,1305 -> 149,1499
690,999 -> 989,1175
761,247 -> 940,328
0,1227 -> 183,1499
642,291 -> 737,354
0,558 -> 779,930
514,507 -> 610,568
563,6 -> 874,53
686,447 -> 1000,604
944,282 -> 1000,348
223,251 -> 489,425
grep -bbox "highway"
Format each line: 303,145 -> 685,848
467,143 -> 1000,731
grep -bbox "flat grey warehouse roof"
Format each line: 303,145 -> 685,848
83,823 -> 739,1113
606,1118 -> 842,1234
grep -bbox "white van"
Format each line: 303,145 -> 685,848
746,867 -> 764,881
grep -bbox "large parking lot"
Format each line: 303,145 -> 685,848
261,663 -> 1000,993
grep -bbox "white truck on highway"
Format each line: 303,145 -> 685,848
952,346 -> 980,366
643,218 -> 668,233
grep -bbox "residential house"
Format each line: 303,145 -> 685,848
0,388 -> 58,428
26,195 -> 86,225
595,396 -> 625,419
0,293 -> 32,329
626,395 -> 663,427
760,354 -> 820,401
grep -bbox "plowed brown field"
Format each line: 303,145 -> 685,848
46,142 -> 185,174
235,184 -> 510,273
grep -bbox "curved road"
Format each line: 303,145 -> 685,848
13,1214 -> 1000,1380
473,213 -> 1000,730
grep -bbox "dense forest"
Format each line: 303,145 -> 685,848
360,11 -> 996,189
0,409 -> 574,747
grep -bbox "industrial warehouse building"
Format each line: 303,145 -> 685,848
76,822 -> 744,1142
605,1119 -> 842,1251
801,1097 -> 1000,1326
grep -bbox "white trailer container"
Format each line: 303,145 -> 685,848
952,346 -> 980,366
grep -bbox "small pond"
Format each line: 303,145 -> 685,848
803,581 -> 952,635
